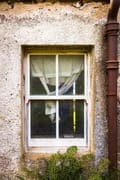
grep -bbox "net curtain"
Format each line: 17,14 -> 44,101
31,55 -> 84,121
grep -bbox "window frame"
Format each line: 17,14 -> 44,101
24,51 -> 90,152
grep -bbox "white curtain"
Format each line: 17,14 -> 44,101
31,55 -> 84,121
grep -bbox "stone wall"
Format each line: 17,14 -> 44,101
0,1 -> 119,178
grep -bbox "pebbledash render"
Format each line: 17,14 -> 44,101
0,1 -> 120,178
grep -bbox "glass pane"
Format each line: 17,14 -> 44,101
76,70 -> 84,95
58,55 -> 84,95
31,101 -> 56,138
30,55 -> 56,95
59,100 -> 84,138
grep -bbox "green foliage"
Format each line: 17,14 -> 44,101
86,158 -> 109,180
17,146 -> 120,180
45,146 -> 82,180
102,168 -> 120,180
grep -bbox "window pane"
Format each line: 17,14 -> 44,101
58,55 -> 84,95
59,100 -> 84,138
30,55 -> 56,95
76,70 -> 84,95
31,101 -> 56,138
30,100 -> 84,139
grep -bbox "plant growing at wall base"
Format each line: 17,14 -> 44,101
17,146 -> 120,180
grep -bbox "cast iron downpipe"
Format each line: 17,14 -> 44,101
106,0 -> 120,168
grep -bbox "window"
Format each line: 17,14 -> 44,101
25,52 -> 90,152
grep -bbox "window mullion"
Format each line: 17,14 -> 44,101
56,55 -> 59,96
28,101 -> 31,146
26,55 -> 31,146
85,54 -> 88,97
56,101 -> 59,139
84,54 -> 89,145
28,54 -> 30,97
25,54 -> 30,104
56,55 -> 59,139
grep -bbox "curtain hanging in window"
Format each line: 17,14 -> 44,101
31,55 -> 84,121
31,55 -> 84,94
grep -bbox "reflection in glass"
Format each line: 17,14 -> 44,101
31,101 -> 56,138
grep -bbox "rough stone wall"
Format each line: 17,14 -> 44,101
0,1 -> 119,177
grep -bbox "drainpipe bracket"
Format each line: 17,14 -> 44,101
106,22 -> 119,36
106,60 -> 119,69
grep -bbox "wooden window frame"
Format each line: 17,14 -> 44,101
24,51 -> 91,153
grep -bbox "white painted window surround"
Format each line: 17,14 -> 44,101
24,51 -> 90,153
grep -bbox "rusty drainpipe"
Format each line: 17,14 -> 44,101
106,0 -> 120,168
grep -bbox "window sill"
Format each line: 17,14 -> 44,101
26,144 -> 89,154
